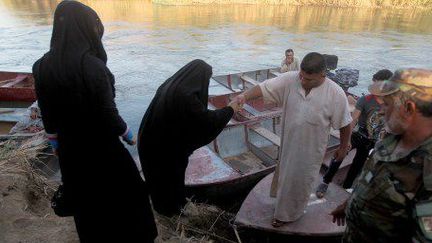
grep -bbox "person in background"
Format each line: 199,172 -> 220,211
316,69 -> 394,198
32,2 -> 157,242
233,52 -> 352,227
10,101 -> 44,134
280,49 -> 300,73
331,68 -> 432,242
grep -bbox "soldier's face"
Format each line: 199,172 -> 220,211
382,94 -> 409,135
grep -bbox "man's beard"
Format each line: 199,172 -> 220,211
384,109 -> 408,135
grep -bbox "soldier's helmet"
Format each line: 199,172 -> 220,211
368,68 -> 432,102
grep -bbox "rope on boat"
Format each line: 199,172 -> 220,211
232,225 -> 243,243
229,216 -> 243,243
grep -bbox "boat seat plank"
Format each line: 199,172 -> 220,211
328,134 -> 340,149
242,104 -> 261,116
0,79 -> 15,85
1,75 -> 27,88
269,70 -> 283,77
249,143 -> 278,167
329,128 -> 340,139
251,126 -> 281,146
0,108 -> 27,122
239,74 -> 260,86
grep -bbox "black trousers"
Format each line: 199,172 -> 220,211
323,131 -> 375,188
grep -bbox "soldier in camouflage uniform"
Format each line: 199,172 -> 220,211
330,68 -> 432,242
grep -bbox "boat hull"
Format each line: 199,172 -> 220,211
0,72 -> 36,102
235,172 -> 350,240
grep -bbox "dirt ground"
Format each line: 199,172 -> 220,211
0,164 -> 79,243
0,139 -> 239,243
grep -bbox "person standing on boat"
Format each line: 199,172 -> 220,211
280,49 -> 300,73
331,69 -> 432,242
32,2 -> 157,242
137,59 -> 242,217
316,69 -> 393,198
233,52 -> 352,227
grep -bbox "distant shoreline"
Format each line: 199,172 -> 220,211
151,0 -> 432,9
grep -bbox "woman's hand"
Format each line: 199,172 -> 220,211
233,94 -> 246,106
228,100 -> 243,113
122,129 -> 136,145
47,136 -> 59,156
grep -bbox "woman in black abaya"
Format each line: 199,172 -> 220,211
138,59 -> 239,216
33,1 -> 157,242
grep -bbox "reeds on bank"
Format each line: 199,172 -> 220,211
152,0 -> 432,8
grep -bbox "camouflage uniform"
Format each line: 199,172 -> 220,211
344,69 -> 432,243
344,135 -> 432,242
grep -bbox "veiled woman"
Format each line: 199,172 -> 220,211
33,1 -> 157,242
138,59 -> 239,216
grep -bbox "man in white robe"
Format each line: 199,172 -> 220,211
233,52 -> 352,226
280,49 -> 300,73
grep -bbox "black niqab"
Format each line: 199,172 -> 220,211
138,59 -> 234,216
32,1 -> 157,241
34,1 -> 119,135
49,0 -> 107,78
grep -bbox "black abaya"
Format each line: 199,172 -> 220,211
33,1 -> 157,242
138,59 -> 233,216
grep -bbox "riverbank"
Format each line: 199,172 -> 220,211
0,139 -> 239,243
152,0 -> 432,8
0,139 -> 76,242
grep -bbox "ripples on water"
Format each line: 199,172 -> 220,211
1,0 -> 432,155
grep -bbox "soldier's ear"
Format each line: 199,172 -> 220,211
404,100 -> 416,115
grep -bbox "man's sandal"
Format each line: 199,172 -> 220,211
316,183 -> 329,199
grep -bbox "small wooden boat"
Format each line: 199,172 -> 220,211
234,172 -> 351,241
185,116 -> 343,199
0,108 -> 27,138
185,67 -> 356,199
0,72 -> 36,103
211,67 -> 282,93
185,92 -> 282,198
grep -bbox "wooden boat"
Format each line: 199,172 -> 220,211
185,92 -> 279,198
234,172 -> 351,241
0,72 -> 36,103
211,67 -> 282,93
0,108 -> 27,138
185,67 -> 357,199
225,67 -> 358,240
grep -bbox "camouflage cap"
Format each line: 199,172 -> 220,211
368,68 -> 432,102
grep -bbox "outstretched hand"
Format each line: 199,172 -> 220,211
122,129 -> 136,146
330,201 -> 347,226
233,94 -> 246,106
124,136 -> 137,146
228,100 -> 243,113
